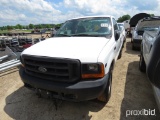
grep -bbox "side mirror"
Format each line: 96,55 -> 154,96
115,30 -> 120,41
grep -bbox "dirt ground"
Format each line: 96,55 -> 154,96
0,37 -> 160,120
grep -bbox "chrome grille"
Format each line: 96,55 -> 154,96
23,55 -> 80,82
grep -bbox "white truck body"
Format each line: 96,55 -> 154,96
19,15 -> 123,102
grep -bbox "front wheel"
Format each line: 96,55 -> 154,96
97,67 -> 112,103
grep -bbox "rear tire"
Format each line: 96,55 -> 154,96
139,54 -> 146,72
132,44 -> 136,50
97,66 -> 113,103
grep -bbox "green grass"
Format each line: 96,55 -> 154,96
0,30 -> 9,34
20,30 -> 32,32
0,30 -> 32,34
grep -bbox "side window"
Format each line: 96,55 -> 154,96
112,18 -> 118,30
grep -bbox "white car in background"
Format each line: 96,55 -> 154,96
123,20 -> 130,35
118,23 -> 126,47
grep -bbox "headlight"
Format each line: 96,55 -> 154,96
88,64 -> 99,72
81,63 -> 104,79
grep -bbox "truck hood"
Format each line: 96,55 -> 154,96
22,37 -> 110,62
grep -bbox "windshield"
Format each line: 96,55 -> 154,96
55,17 -> 112,37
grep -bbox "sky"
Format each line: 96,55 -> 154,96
0,0 -> 159,26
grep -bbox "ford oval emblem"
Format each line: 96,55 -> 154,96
38,66 -> 47,73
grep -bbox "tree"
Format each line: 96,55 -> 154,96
45,24 -> 51,28
29,24 -> 34,29
38,24 -> 42,29
25,25 -> 29,29
22,26 -> 26,29
149,14 -> 155,17
15,24 -> 22,29
117,14 -> 131,22
7,25 -> 13,30
55,23 -> 62,28
3,26 -> 7,30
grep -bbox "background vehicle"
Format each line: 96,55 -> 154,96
31,28 -> 40,33
131,17 -> 159,50
129,13 -> 150,37
123,20 -> 130,35
118,23 -> 126,43
50,28 -> 57,37
19,15 -> 123,103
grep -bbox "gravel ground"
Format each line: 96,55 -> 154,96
0,38 -> 160,120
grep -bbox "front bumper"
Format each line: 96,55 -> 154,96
19,67 -> 109,102
132,39 -> 142,48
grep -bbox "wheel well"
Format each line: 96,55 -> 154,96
111,60 -> 115,69
108,60 -> 115,83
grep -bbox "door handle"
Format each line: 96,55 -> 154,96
114,47 -> 116,50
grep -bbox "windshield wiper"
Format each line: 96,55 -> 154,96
56,34 -> 71,37
72,34 -> 100,37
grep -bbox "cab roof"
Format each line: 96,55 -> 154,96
67,15 -> 114,21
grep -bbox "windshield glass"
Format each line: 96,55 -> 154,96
55,17 -> 112,37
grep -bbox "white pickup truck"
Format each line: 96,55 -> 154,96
139,16 -> 160,110
19,15 -> 123,102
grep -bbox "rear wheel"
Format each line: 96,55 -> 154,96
132,44 -> 136,50
98,66 -> 113,103
139,54 -> 146,72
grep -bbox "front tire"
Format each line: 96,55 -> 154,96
98,66 -> 113,103
139,54 -> 146,72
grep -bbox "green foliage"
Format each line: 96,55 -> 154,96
117,14 -> 131,22
37,24 -> 42,29
0,23 -> 61,31
149,14 -> 155,17
1,26 -> 7,30
7,25 -> 13,30
15,24 -> 22,29
22,26 -> 26,29
29,24 -> 34,29
45,24 -> 51,28
55,23 -> 62,28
